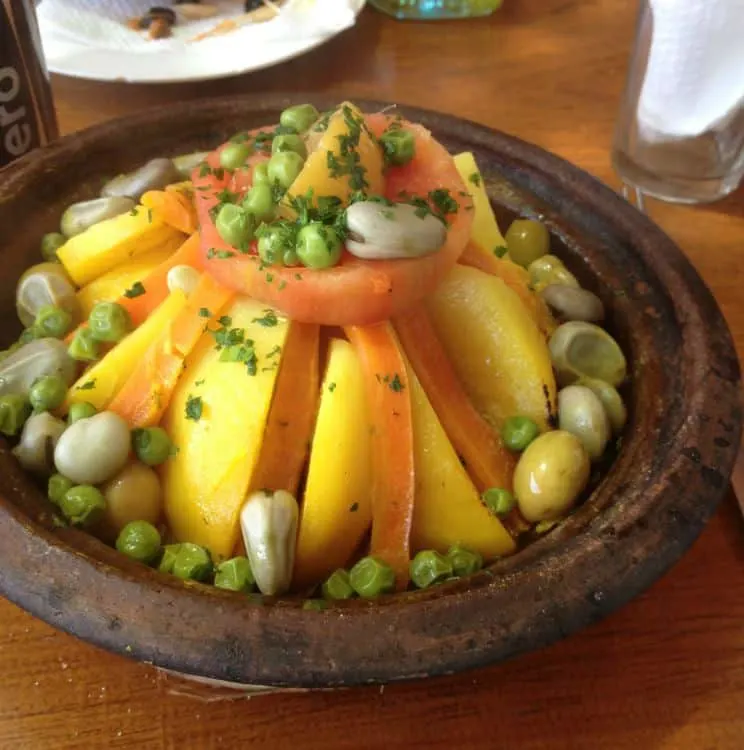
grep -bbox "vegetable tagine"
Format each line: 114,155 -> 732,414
2,101 -> 629,602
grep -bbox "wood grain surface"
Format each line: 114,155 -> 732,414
1,0 -> 743,747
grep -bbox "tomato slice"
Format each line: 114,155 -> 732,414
194,115 -> 474,326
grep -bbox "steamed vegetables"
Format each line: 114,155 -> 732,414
1,101 -> 629,602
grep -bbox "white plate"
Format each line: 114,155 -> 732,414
38,0 -> 365,84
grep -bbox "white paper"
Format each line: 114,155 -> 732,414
638,0 -> 744,140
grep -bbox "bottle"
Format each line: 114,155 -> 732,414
369,0 -> 503,20
0,0 -> 58,170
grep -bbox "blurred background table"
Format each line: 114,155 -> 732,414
1,1 -> 743,747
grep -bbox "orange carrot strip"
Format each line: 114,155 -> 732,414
393,307 -> 526,535
65,232 -> 203,345
345,322 -> 414,588
249,322 -> 321,495
459,240 -> 556,335
108,274 -> 234,428
142,189 -> 198,235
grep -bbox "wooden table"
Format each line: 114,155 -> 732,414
2,1 -> 743,747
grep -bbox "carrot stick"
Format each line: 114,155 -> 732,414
250,322 -> 320,494
393,307 -> 527,535
345,322 -> 415,588
108,274 -> 233,428
459,240 -> 556,336
142,189 -> 198,235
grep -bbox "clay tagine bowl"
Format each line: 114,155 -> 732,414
0,94 -> 740,689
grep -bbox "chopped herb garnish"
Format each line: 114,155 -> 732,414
206,248 -> 235,259
195,379 -> 205,386
198,163 -> 212,178
267,345 -> 282,359
278,280 -> 287,291
147,209 -> 153,223
252,310 -> 279,328
493,245 -> 508,258
429,188 -> 459,217
123,281 -> 146,299
389,374 -> 405,392
218,315 -> 232,326
294,273 -> 303,281
198,307 -> 212,318
77,379 -> 96,391
219,343 -> 254,363
328,382 -> 337,393
349,502 -> 359,512
469,172 -> 482,187
129,207 -> 139,217
185,395 -> 203,421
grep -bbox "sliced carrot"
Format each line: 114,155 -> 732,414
249,322 -> 321,495
65,232 -> 203,345
393,307 -> 527,535
108,273 -> 234,428
345,322 -> 415,588
459,240 -> 556,336
142,189 -> 198,235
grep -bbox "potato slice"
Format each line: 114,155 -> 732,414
454,151 -> 507,255
293,338 -> 373,588
64,290 -> 188,411
162,297 -> 289,560
58,207 -> 184,286
287,102 -> 385,205
427,263 -> 556,431
409,366 -> 515,559
75,245 -> 176,318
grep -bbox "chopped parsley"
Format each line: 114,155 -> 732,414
349,502 -> 359,512
77,379 -> 96,391
267,345 -> 282,359
328,382 -> 337,393
123,281 -> 146,299
429,188 -> 459,217
469,172 -> 482,187
129,207 -> 139,217
493,245 -> 508,258
389,373 -> 405,392
206,248 -> 235,260
252,310 -> 279,327
194,379 -> 205,386
185,395 -> 203,421
198,307 -> 212,318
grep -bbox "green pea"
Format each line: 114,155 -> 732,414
215,203 -> 256,249
267,151 -> 305,189
296,222 -> 343,270
446,545 -> 483,577
47,473 -> 73,506
59,485 -> 106,527
253,162 -> 270,186
68,401 -> 96,424
171,542 -> 213,582
501,415 -> 540,452
271,134 -> 308,160
132,426 -> 173,466
88,302 -> 131,343
257,224 -> 292,266
40,232 -> 66,262
19,327 -> 41,345
481,487 -> 515,519
279,104 -> 320,134
214,556 -> 255,592
409,550 -> 453,589
0,394 -> 31,436
34,305 -> 73,339
219,142 -> 254,171
115,520 -> 162,564
505,219 -> 550,268
68,327 -> 100,362
349,556 -> 395,598
322,569 -> 355,600
242,183 -> 275,222
29,374 -> 67,413
379,128 -> 416,166
158,544 -> 181,574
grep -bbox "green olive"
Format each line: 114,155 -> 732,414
40,232 -> 66,263
579,377 -> 627,434
557,385 -> 611,461
16,262 -> 80,329
513,430 -> 590,522
279,104 -> 320,134
271,134 -> 308,160
505,219 -> 551,268
60,197 -> 136,238
528,254 -> 579,292
549,321 -> 627,387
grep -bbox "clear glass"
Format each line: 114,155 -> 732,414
612,1 -> 744,204
369,0 -> 502,20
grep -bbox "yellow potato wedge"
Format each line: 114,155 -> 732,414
162,297 -> 289,560
294,338 -> 373,589
409,366 -> 516,559
426,263 -> 557,431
